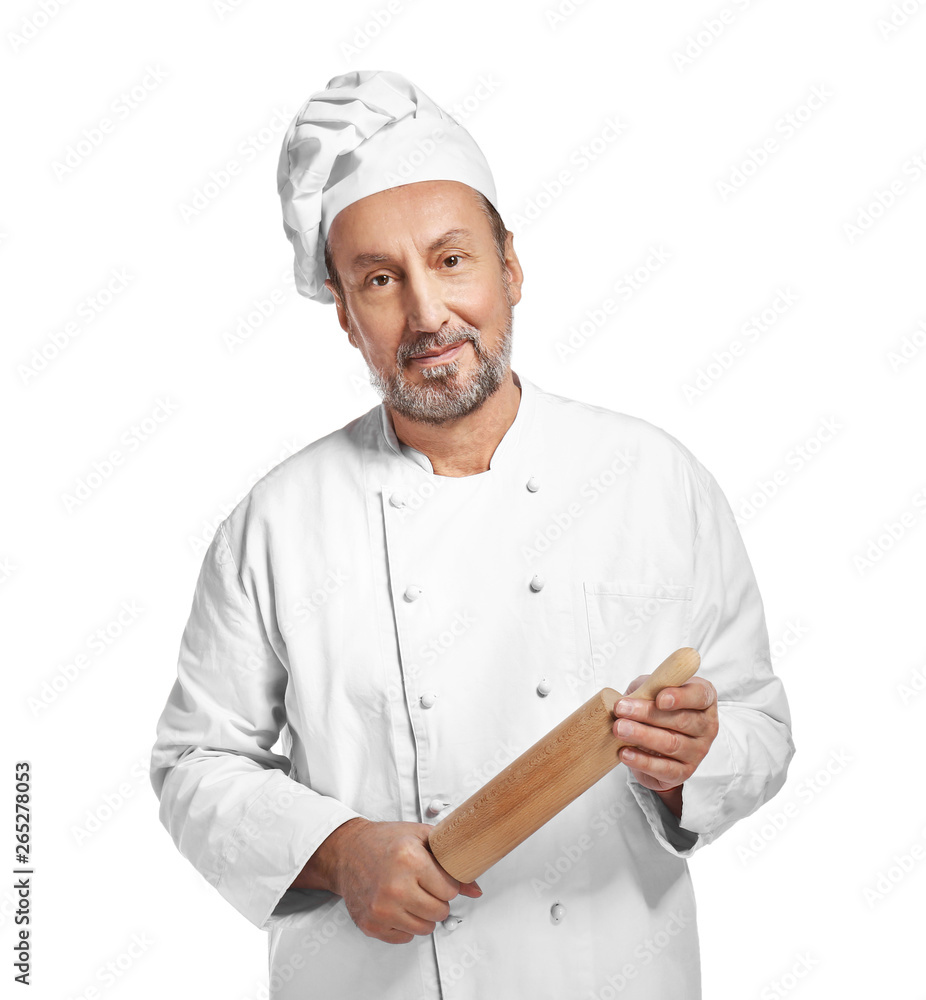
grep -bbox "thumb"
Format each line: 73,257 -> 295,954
457,880 -> 483,898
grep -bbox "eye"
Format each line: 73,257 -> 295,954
443,254 -> 461,268
370,274 -> 391,287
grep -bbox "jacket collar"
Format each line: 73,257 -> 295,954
378,369 -> 536,476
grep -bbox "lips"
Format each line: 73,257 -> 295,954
409,340 -> 467,363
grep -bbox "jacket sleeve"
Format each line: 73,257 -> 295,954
627,454 -> 796,856
149,520 -> 363,930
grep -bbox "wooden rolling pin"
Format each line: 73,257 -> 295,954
427,646 -> 700,882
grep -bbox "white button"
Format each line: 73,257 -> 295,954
420,692 -> 438,709
389,491 -> 408,509
529,574 -> 545,593
427,798 -> 450,816
404,585 -> 423,602
526,477 -> 540,492
442,915 -> 463,932
536,679 -> 552,697
550,903 -> 566,924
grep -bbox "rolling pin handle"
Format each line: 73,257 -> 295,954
624,647 -> 701,702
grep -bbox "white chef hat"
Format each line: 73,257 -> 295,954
277,69 -> 498,304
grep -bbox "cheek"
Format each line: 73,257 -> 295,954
460,280 -> 507,328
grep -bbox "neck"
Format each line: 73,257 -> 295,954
387,373 -> 522,477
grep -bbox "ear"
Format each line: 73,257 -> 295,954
502,230 -> 524,307
325,279 -> 356,345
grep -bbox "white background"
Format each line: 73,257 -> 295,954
4,0 -> 925,996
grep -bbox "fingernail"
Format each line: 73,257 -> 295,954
616,699 -> 632,715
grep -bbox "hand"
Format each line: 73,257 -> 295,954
290,818 -> 482,944
612,675 -> 719,810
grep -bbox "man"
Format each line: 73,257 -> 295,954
150,70 -> 794,999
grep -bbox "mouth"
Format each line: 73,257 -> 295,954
408,340 -> 468,366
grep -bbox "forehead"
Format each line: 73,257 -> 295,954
327,180 -> 490,269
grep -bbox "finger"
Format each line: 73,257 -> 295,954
616,704 -> 708,736
407,882 -> 452,923
621,675 -> 648,697
620,746 -> 689,786
457,881 -> 483,898
397,910 -> 439,937
654,679 -> 716,712
418,864 -> 464,903
614,717 -> 690,761
379,927 -> 415,945
616,678 -> 715,716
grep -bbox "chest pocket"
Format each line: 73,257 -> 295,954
583,581 -> 693,693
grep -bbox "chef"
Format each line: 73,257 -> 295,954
150,70 -> 795,999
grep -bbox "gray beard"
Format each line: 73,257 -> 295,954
367,305 -> 514,426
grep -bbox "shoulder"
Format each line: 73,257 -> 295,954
534,381 -> 712,482
220,403 -> 379,545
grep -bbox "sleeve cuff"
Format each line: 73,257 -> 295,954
626,773 -> 701,856
214,776 -> 365,931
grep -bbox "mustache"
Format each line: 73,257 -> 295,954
396,325 -> 482,366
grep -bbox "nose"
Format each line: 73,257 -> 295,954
403,265 -> 452,335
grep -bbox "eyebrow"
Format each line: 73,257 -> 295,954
347,228 -> 475,273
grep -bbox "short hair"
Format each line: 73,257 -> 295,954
324,189 -> 508,304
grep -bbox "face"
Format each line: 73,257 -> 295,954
325,180 -> 523,426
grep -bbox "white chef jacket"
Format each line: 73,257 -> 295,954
150,371 -> 794,999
